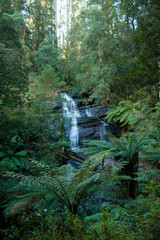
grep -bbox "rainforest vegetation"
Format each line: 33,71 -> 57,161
0,0 -> 160,239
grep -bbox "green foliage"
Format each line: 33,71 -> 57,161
80,131 -> 156,162
106,100 -> 141,127
0,154 -> 30,172
29,65 -> 65,99
66,0 -> 160,103
80,131 -> 158,198
34,35 -> 59,71
0,39 -> 25,106
26,0 -> 55,50
67,4 -> 121,102
0,0 -> 160,239
137,169 -> 160,183
3,181 -> 159,240
106,99 -> 160,143
79,140 -> 113,156
2,150 -> 112,217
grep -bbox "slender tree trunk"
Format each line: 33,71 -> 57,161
126,180 -> 130,199
128,153 -> 139,198
118,182 -> 122,199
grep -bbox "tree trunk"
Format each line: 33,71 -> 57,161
118,182 -> 122,199
128,153 -> 138,198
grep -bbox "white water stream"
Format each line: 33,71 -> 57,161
86,108 -> 94,117
100,121 -> 107,140
61,93 -> 108,152
61,93 -> 80,151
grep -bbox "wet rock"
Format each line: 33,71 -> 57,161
77,117 -> 100,128
50,99 -> 62,111
76,99 -> 95,108
79,127 -> 96,139
60,93 -> 113,151
93,106 -> 109,118
76,99 -> 84,108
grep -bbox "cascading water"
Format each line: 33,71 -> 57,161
86,108 -> 94,117
99,121 -> 107,140
61,93 -> 80,151
61,93 -> 109,150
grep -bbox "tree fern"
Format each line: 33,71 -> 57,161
78,140 -> 113,156
3,150 -> 115,216
79,131 -> 158,198
106,100 -> 142,127
106,100 -> 160,140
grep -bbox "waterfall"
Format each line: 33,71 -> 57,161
86,108 -> 94,117
61,93 -> 80,151
99,121 -> 107,140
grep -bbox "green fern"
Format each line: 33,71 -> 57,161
137,169 -> 160,182
85,212 -> 102,221
106,100 -> 142,127
79,131 -> 158,198
3,151 -> 114,216
78,140 -> 113,156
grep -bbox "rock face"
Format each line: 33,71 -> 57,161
91,106 -> 109,118
77,101 -> 110,143
77,117 -> 100,128
61,94 -> 112,148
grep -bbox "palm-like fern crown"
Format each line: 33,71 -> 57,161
114,132 -> 157,161
105,100 -> 160,165
3,149 -> 116,216
80,131 -> 157,162
2,127 -> 159,216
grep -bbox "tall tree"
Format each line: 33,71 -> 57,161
26,0 -> 55,50
66,0 -> 160,103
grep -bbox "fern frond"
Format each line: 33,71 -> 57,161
137,169 -> 160,182
85,213 -> 102,221
79,140 -> 113,156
